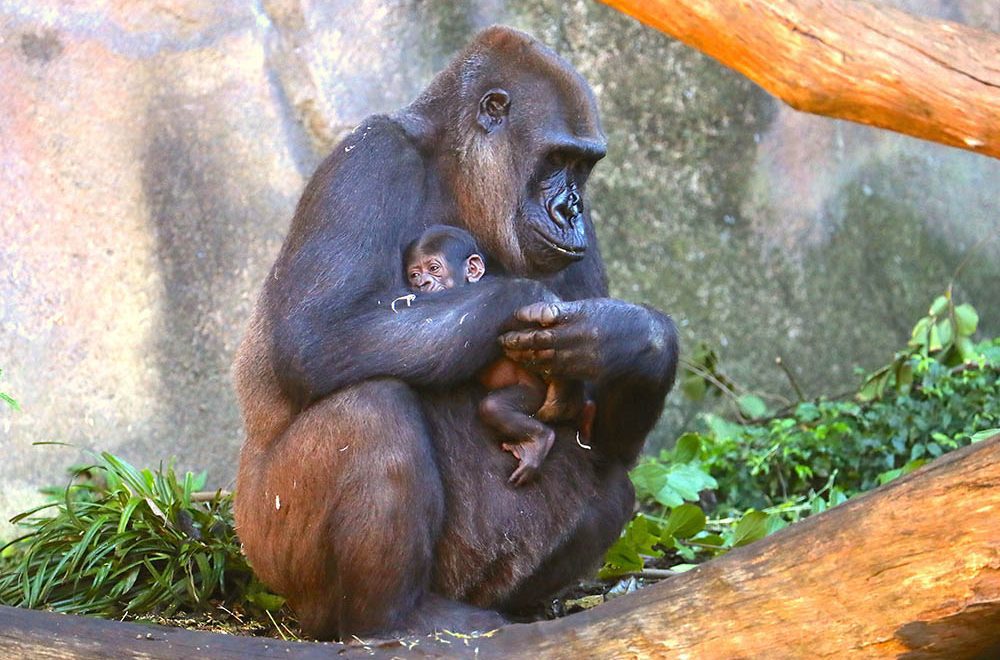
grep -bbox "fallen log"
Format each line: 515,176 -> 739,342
2,434 -> 998,658
479,433 -> 1000,658
598,0 -> 1000,160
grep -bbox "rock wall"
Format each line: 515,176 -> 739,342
1,0 -> 998,532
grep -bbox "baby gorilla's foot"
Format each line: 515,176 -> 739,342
503,427 -> 556,487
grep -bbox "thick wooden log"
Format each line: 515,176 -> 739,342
478,433 -> 1000,658
0,605 -> 357,659
2,434 -> 998,657
598,0 -> 1000,160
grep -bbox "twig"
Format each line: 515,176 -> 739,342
190,490 -> 231,502
949,234 -> 996,289
265,609 -> 288,641
628,568 -> 682,580
775,355 -> 805,402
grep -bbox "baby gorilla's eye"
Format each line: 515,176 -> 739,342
430,264 -> 440,273
409,272 -> 419,281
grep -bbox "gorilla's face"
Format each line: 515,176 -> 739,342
516,140 -> 604,273
447,35 -> 606,276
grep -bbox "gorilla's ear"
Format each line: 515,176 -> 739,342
477,89 -> 510,133
465,254 -> 485,283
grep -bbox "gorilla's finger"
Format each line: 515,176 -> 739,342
502,349 -> 556,369
514,302 -> 573,327
533,348 -> 556,362
499,329 -> 556,350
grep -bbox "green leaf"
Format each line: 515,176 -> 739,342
246,590 -> 286,612
703,414 -> 744,442
858,368 -> 890,401
935,320 -> 953,347
652,484 -> 685,508
928,324 -> 942,352
877,467 -> 902,485
0,392 -> 20,411
674,543 -> 696,561
681,373 -> 707,401
955,336 -> 978,363
729,511 -> 769,547
909,317 -> 931,347
810,497 -> 827,515
662,465 -> 717,504
764,515 -> 788,535
795,402 -> 820,422
894,361 -> 914,393
663,504 -> 706,540
600,515 -> 663,578
629,461 -> 669,503
928,295 -> 948,317
879,459 -> 927,485
737,394 -> 768,419
695,533 -> 725,549
116,498 -> 142,535
673,433 -> 702,464
971,429 -> 1000,443
954,304 -> 979,336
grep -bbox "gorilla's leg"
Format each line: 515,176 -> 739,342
236,379 -> 451,639
501,458 -> 634,610
478,384 -> 554,486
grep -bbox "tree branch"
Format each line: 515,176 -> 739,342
599,0 -> 1000,159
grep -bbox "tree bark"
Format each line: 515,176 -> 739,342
597,0 -> 1000,160
2,434 -> 998,658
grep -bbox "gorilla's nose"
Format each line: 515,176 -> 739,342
550,188 -> 582,228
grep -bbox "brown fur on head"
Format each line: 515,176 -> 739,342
406,26 -> 606,277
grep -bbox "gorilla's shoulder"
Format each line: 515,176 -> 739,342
338,114 -> 421,157
310,114 -> 426,185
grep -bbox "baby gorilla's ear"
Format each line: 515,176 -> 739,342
465,254 -> 485,283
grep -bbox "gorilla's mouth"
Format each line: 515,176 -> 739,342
533,223 -> 586,259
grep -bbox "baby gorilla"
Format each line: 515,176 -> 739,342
403,225 -> 593,486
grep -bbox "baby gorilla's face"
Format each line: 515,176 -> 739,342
407,252 -> 458,292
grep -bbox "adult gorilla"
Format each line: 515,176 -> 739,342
233,26 -> 678,640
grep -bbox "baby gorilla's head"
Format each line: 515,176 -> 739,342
404,225 -> 485,293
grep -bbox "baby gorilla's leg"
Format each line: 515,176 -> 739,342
477,384 -> 555,487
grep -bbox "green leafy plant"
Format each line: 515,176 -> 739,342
600,434 -> 792,578
0,450 -> 280,618
630,433 -> 718,508
860,288 -> 980,401
603,293 -> 997,581
702,338 -> 999,512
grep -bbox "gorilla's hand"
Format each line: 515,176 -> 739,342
499,299 -> 677,386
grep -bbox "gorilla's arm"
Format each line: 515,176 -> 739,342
500,300 -> 679,465
265,117 -> 549,405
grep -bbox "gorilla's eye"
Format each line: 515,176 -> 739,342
477,89 -> 511,132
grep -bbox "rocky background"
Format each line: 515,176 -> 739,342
2,0 -> 998,534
